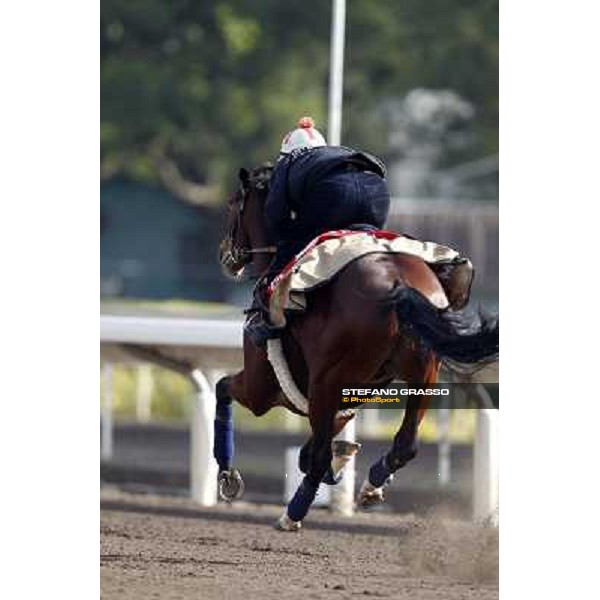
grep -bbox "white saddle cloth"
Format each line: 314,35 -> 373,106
268,231 -> 460,328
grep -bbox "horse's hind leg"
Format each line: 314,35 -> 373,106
358,354 -> 438,508
357,397 -> 425,508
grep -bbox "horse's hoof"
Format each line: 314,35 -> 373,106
218,469 -> 245,502
357,480 -> 385,509
274,511 -> 302,532
358,488 -> 385,509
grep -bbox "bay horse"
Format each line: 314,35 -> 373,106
215,165 -> 498,531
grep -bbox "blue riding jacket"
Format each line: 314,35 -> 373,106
264,146 -> 390,272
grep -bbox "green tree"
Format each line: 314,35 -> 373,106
101,0 -> 498,204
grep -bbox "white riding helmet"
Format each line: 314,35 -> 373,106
280,116 -> 327,155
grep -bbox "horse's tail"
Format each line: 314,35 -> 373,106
389,284 -> 499,365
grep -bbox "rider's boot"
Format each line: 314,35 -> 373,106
244,284 -> 284,348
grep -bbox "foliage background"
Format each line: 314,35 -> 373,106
101,0 -> 498,202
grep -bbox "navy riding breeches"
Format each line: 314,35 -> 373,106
269,170 -> 390,275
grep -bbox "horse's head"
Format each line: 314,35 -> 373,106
219,163 -> 274,279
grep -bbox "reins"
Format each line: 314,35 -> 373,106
244,245 -> 277,255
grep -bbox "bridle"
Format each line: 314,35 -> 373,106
220,167 -> 276,276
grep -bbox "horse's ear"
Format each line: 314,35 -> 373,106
238,168 -> 250,186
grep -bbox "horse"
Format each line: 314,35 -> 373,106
215,164 -> 498,531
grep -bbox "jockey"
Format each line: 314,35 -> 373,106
246,116 -> 391,347
265,116 -> 390,274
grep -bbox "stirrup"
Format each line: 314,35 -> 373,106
244,312 -> 283,348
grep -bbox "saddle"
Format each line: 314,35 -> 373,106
265,229 -> 474,329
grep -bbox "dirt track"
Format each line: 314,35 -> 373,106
101,489 -> 497,600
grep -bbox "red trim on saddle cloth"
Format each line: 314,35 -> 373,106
266,229 -> 401,299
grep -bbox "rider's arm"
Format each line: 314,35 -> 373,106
264,157 -> 293,240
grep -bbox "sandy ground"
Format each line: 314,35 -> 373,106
101,489 -> 498,600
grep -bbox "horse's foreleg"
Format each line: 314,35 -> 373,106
213,373 -> 244,501
213,340 -> 281,501
214,375 -> 234,472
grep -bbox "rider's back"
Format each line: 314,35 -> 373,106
265,145 -> 391,270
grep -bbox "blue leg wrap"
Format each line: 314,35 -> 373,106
368,456 -> 393,488
322,466 -> 343,485
214,399 -> 234,471
287,476 -> 319,522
